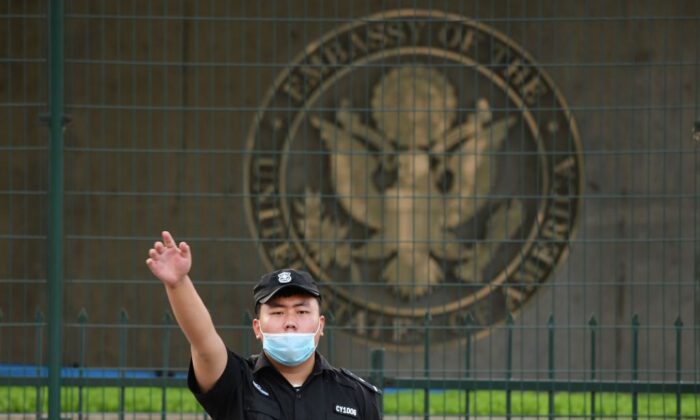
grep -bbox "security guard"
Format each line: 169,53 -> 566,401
146,231 -> 382,419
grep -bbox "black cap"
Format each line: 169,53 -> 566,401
253,269 -> 321,304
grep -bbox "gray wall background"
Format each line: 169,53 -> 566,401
1,0 -> 698,382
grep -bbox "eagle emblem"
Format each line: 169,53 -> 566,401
305,67 -> 519,299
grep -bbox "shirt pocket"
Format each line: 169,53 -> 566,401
327,413 -> 357,420
244,393 -> 282,420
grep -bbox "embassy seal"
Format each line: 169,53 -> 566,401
244,9 -> 583,347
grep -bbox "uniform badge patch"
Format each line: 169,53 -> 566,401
277,272 -> 292,283
334,404 -> 358,418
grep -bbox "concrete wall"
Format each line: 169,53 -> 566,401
1,0 -> 698,381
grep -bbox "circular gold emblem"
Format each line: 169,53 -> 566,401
244,10 -> 582,346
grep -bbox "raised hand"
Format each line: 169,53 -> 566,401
146,231 -> 192,287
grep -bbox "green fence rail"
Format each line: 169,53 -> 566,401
369,313 -> 697,420
1,308 -> 698,418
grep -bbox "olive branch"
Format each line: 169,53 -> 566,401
453,199 -> 523,282
294,189 -> 351,269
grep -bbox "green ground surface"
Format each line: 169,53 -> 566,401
1,387 -> 698,417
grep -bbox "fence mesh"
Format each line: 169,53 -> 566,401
1,0 -> 699,418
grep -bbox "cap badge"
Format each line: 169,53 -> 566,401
277,272 -> 292,283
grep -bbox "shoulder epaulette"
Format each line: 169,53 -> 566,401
340,368 -> 382,394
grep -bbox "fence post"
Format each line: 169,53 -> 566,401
464,313 -> 474,420
0,307 -> 3,387
631,314 -> 639,420
243,311 -> 252,357
35,309 -> 45,420
47,0 -> 67,418
588,315 -> 598,420
423,311 -> 431,420
119,309 -> 129,420
548,314 -> 555,420
505,313 -> 513,420
0,307 -> 3,351
325,310 -> 335,362
162,311 -> 173,420
77,309 -> 88,420
370,348 -> 385,413
674,315 -> 683,420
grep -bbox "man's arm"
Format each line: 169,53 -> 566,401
146,231 -> 227,392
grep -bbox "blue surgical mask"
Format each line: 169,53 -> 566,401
260,322 -> 321,366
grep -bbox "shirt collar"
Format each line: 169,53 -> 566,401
253,351 -> 332,374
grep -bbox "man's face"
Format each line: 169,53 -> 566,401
253,294 -> 324,344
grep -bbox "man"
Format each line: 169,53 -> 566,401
146,231 -> 382,419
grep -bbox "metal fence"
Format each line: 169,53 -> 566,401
1,0 -> 699,418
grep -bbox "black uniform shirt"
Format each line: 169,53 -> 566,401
187,350 -> 382,420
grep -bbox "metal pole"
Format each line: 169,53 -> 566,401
589,315 -> 598,420
674,316 -> 683,420
35,310 -> 45,420
505,313 -> 514,420
370,348 -> 385,414
47,0 -> 65,418
423,312 -> 431,420
243,311 -> 252,357
77,309 -> 88,420
631,314 -> 639,420
162,311 -> 173,420
119,309 -> 129,420
547,314 -> 555,420
464,313 -> 474,420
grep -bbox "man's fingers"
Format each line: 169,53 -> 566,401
162,231 -> 175,248
148,249 -> 158,259
179,241 -> 190,255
